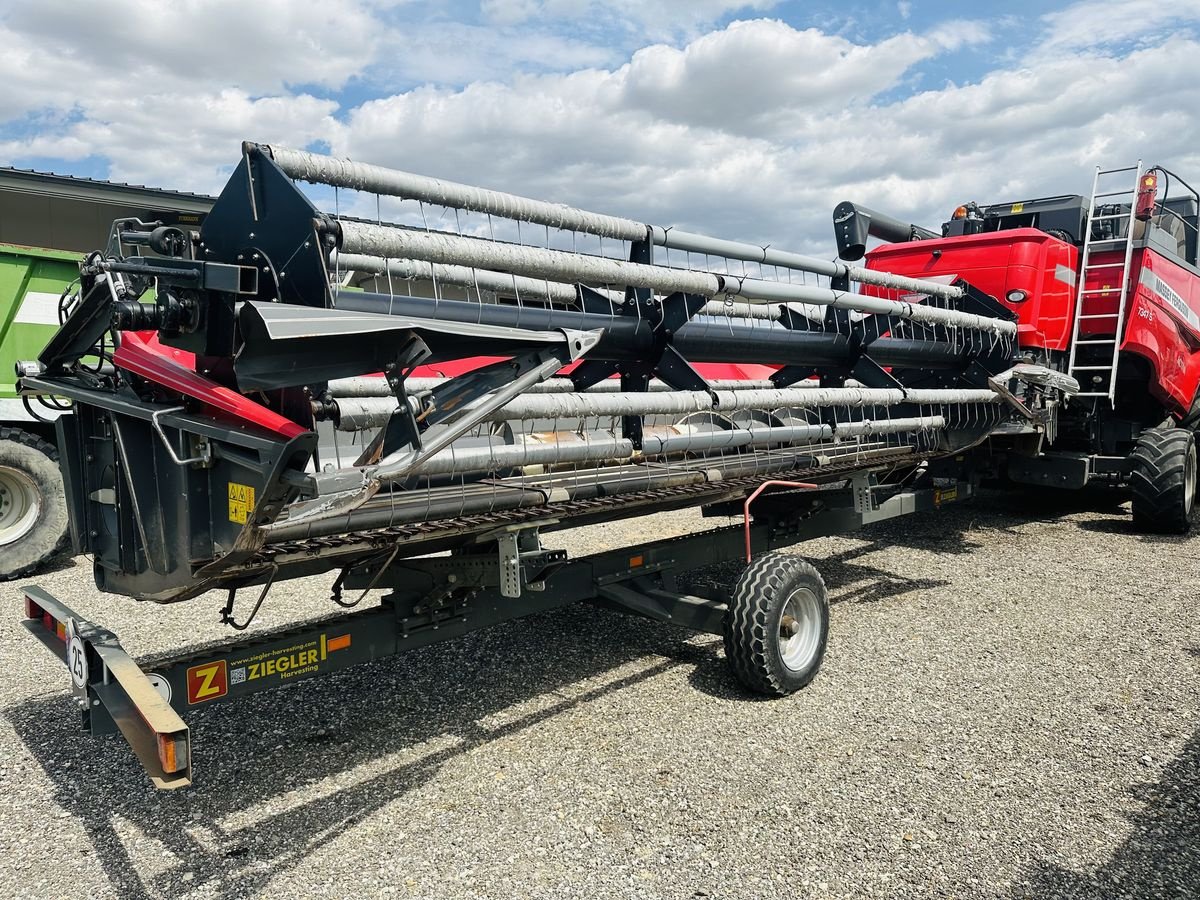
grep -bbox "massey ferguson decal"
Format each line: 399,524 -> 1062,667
1141,269 -> 1200,331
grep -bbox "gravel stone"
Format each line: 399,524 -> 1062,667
0,487 -> 1197,898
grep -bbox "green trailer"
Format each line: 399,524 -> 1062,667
0,243 -> 78,577
0,167 -> 212,578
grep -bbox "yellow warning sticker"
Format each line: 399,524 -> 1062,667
1011,202 -> 1024,213
228,482 -> 256,524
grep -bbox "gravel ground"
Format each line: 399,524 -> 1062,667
0,487 -> 1197,899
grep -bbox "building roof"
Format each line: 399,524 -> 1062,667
0,166 -> 215,215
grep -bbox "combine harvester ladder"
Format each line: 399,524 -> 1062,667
1067,161 -> 1143,401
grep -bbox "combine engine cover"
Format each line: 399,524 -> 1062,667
839,166 -> 1200,531
842,176 -> 1200,426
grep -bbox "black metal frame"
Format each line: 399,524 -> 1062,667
22,469 -> 975,787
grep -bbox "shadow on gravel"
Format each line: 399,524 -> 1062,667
1024,724 -> 1200,898
2,492 -> 1147,898
1074,518 -> 1198,546
26,553 -> 80,578
963,485 -> 1130,529
4,512 -> 978,897
5,605 -> 717,900
817,541 -> 952,605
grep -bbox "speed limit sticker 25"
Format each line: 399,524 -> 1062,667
66,617 -> 89,694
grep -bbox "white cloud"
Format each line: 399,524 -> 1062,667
0,0 -> 374,190
1039,0 -> 1200,50
0,91 -> 340,193
369,22 -> 617,86
481,0 -> 781,33
927,20 -> 992,51
2,4 -> 1199,263
328,20 -> 1200,257
1,0 -> 380,110
614,20 -> 985,136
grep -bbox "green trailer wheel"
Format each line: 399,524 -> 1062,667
0,427 -> 69,579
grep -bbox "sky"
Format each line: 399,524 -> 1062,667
2,0 -> 1199,254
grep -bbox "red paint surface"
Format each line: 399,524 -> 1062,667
115,333 -> 308,438
864,230 -> 1200,417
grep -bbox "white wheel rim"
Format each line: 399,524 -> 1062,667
777,587 -> 822,672
0,465 -> 41,547
1186,445 -> 1197,516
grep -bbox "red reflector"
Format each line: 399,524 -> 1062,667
23,594 -> 41,620
326,634 -> 351,653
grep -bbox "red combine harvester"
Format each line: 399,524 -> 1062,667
836,163 -> 1200,532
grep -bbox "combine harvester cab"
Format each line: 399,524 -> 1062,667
20,142 -> 1063,785
838,164 -> 1200,532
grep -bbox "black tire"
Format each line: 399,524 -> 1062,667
1129,427 -> 1197,535
0,426 -> 70,580
723,552 -> 829,696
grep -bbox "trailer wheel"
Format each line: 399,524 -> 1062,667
723,552 -> 829,696
0,427 -> 69,580
1130,427 -> 1197,535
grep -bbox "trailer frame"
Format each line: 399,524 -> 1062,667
22,466 -> 973,787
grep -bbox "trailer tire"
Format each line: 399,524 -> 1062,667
0,427 -> 69,580
1130,427 -> 1197,535
723,552 -> 829,697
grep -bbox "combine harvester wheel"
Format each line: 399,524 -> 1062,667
1130,427 -> 1198,534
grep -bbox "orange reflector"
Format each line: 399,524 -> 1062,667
629,555 -> 644,568
157,733 -> 188,774
326,634 -> 351,652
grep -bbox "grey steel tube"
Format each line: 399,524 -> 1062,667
334,252 -> 618,305
336,252 -> 789,320
328,388 -> 984,433
337,222 -> 1011,333
266,144 -> 647,241
650,227 -> 958,299
402,416 -> 945,477
833,415 -> 946,437
480,388 -> 995,421
326,375 -> 778,401
266,143 -> 963,300
641,423 -> 832,454
412,435 -> 633,476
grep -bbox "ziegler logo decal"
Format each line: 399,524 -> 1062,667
225,633 -> 353,691
187,660 -> 228,704
184,634 -> 353,704
934,486 -> 958,506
